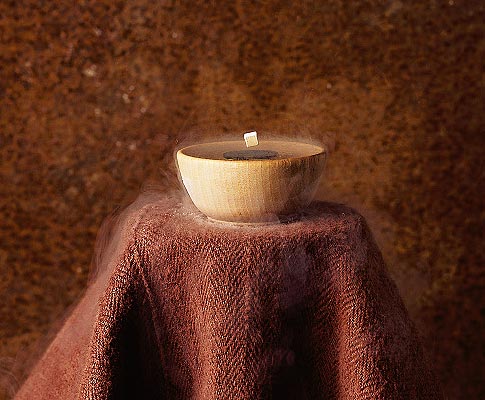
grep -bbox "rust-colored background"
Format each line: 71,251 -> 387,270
1,1 -> 484,398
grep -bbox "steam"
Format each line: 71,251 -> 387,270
4,122 -> 381,400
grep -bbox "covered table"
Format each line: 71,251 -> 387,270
15,194 -> 441,399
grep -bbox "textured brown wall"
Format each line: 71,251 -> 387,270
1,1 -> 484,398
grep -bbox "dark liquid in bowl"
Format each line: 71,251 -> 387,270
223,150 -> 279,160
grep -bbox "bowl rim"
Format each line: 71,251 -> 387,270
176,139 -> 326,163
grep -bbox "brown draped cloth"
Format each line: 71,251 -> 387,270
15,195 -> 442,399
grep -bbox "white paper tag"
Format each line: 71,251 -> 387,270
244,131 -> 258,147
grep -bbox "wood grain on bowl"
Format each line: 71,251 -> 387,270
176,140 -> 326,223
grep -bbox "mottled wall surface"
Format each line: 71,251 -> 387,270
0,1 -> 484,398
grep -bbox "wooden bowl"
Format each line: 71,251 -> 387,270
176,140 -> 326,223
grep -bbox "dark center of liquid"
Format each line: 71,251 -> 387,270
223,150 -> 279,160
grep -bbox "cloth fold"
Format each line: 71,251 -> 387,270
15,196 -> 441,399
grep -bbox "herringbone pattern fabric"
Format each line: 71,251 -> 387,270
15,196 -> 442,399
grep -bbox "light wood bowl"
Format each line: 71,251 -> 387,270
176,140 -> 326,223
